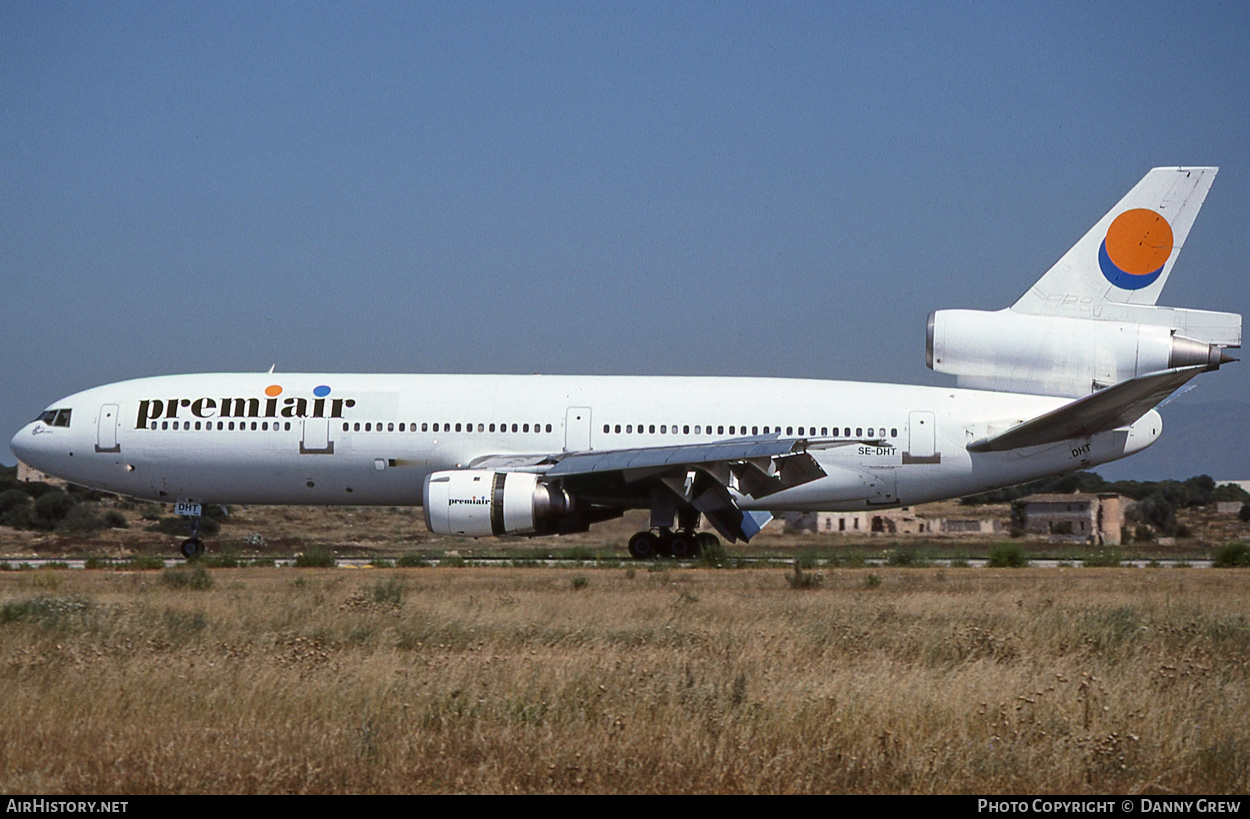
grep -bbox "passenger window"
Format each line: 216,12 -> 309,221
523,424 -> 529,432
660,425 -> 667,434
649,425 -> 655,434
856,428 -> 862,437
891,428 -> 898,437
546,424 -> 552,433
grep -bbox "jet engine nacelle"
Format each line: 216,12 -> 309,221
422,470 -> 572,537
926,309 -> 1230,397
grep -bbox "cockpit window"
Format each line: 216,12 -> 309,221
35,409 -> 72,427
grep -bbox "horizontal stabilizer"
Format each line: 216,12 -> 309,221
966,365 -> 1208,453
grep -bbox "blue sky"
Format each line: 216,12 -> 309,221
4,1 -> 1248,472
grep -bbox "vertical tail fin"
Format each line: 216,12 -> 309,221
928,166 -> 1239,397
1014,166 -> 1217,314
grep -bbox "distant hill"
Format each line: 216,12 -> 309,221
1097,400 -> 1250,482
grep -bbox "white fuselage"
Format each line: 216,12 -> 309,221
9,372 -> 1160,513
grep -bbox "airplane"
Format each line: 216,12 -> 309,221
9,167 -> 1242,560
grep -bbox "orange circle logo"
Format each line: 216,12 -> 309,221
1099,208 -> 1172,289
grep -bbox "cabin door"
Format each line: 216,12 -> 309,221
300,417 -> 334,454
565,407 -> 592,452
96,404 -> 120,453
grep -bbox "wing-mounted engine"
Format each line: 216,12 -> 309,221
927,308 -> 1238,398
423,470 -> 574,537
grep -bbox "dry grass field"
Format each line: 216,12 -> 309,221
1,564 -> 1247,794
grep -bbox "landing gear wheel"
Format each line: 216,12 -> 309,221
696,532 -> 720,555
668,530 -> 697,559
180,538 -> 205,560
627,531 -> 660,560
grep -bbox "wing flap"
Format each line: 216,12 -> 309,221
545,437 -> 802,477
967,365 -> 1207,453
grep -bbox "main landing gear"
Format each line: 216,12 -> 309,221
627,528 -> 720,560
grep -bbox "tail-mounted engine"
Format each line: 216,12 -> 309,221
926,308 -> 1237,398
422,470 -> 573,537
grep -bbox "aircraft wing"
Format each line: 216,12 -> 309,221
966,365 -> 1208,453
468,437 -> 868,542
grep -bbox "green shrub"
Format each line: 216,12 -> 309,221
987,542 -> 1029,568
34,490 -> 75,528
294,547 -> 336,568
786,562 -> 823,589
1213,542 -> 1250,568
795,550 -> 820,569
1083,549 -> 1122,568
887,548 -> 930,567
161,565 -> 213,590
695,538 -> 730,569
864,573 -> 882,588
560,546 -> 594,562
570,576 -> 589,590
0,595 -> 91,626
0,488 -> 30,515
55,505 -> 105,536
369,576 -> 405,604
396,553 -> 430,568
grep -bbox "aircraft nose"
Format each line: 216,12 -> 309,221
10,424 -> 42,470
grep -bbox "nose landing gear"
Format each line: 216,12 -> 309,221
179,536 -> 205,559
